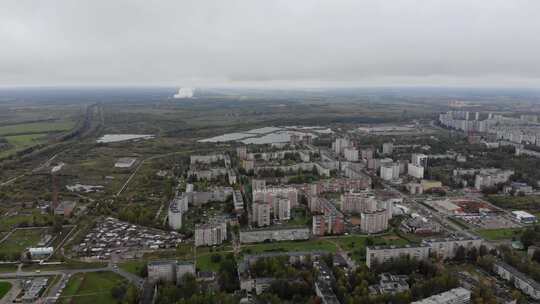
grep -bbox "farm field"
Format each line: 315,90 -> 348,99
0,228 -> 46,259
0,121 -> 76,136
59,271 -> 129,304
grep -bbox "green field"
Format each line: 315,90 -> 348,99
0,134 -> 48,158
0,281 -> 12,300
59,271 -> 129,304
475,228 -> 523,241
0,228 -> 46,259
119,260 -> 147,276
0,214 -> 34,232
0,121 -> 75,136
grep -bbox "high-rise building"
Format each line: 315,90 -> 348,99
252,179 -> 266,191
380,163 -> 400,181
252,201 -> 271,227
237,146 -> 247,160
340,191 -> 377,214
333,138 -> 350,155
194,218 -> 228,247
344,147 -> 359,162
407,163 -> 424,179
360,209 -> 389,234
278,198 -> 291,220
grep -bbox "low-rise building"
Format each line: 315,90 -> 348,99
493,261 -> 540,300
366,244 -> 430,268
512,210 -> 537,224
422,237 -> 483,260
239,227 -> 310,243
412,287 -> 471,304
369,273 -> 409,295
148,260 -> 176,284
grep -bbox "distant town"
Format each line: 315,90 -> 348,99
3,90 -> 540,304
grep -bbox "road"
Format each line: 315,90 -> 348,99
0,263 -> 144,303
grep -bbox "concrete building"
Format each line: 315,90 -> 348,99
344,147 -> 359,162
340,191 -> 377,214
252,201 -> 271,227
168,200 -> 183,230
333,138 -> 350,155
380,162 -> 400,181
422,237 -> 483,260
29,247 -> 54,260
253,187 -> 298,208
360,147 -> 374,160
148,260 -> 196,285
54,201 -> 77,217
237,146 -> 247,160
277,198 -> 291,220
312,202 -> 345,236
512,210 -> 537,224
408,163 -> 425,179
239,227 -> 310,243
411,153 -> 428,167
360,209 -> 389,234
493,261 -> 540,300
406,182 -> 424,195
474,169 -> 514,190
366,244 -> 431,268
148,261 -> 176,283
194,218 -> 228,247
115,157 -> 137,168
412,287 -> 471,304
252,179 -> 266,191
233,190 -> 245,212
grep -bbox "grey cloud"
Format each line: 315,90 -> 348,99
1,0 -> 540,87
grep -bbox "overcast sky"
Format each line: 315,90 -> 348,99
1,0 -> 540,87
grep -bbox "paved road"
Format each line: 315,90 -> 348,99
0,264 -> 144,303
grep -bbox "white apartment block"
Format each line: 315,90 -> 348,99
344,147 -> 359,162
194,219 -> 227,247
253,187 -> 298,208
360,209 -> 389,234
333,138 -> 350,155
422,237 -> 483,260
493,261 -> 540,300
407,163 -> 424,179
380,163 -> 400,181
366,245 -> 431,268
340,192 -> 377,214
252,201 -> 271,227
278,198 -> 291,221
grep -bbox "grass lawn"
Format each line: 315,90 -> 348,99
59,271 -> 128,304
0,215 -> 34,232
0,228 -> 46,259
0,281 -> 12,300
196,252 -> 230,272
119,260 -> 146,276
241,239 -> 338,255
475,228 -> 523,241
0,134 -> 48,158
